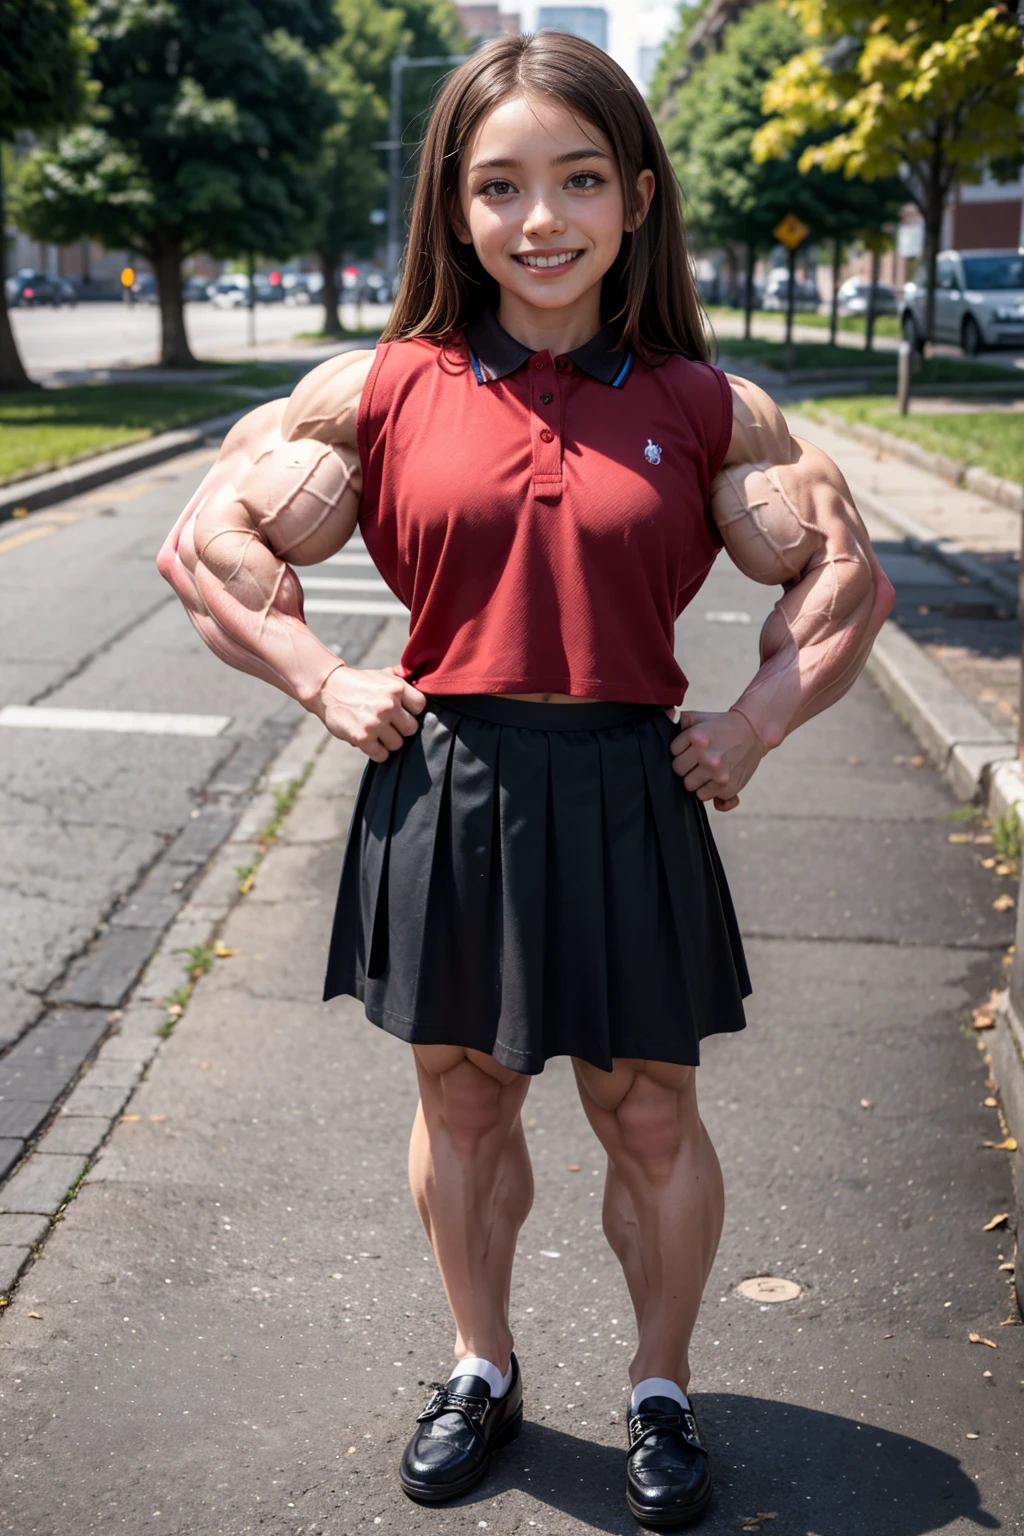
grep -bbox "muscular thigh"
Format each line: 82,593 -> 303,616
413,1043 -> 526,1088
572,1056 -> 696,1113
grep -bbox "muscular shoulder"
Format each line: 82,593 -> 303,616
279,348 -> 376,447
721,373 -> 794,466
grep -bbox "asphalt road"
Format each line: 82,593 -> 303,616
0,504 -> 1021,1530
8,300 -> 391,380
9,299 -> 1024,381
0,446 -> 402,1165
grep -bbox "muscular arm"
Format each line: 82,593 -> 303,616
670,376 -> 894,809
156,349 -> 373,713
711,375 -> 895,749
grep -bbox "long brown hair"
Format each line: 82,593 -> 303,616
381,31 -> 709,364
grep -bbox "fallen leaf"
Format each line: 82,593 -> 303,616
981,857 -> 997,869
973,1009 -> 996,1031
26,1311 -> 42,1319
983,1214 -> 1009,1231
165,1003 -> 184,1018
998,1262 -> 1015,1273
215,944 -> 238,958
969,1332 -> 998,1348
149,1114 -> 166,1123
1000,1315 -> 1018,1326
996,863 -> 1017,877
992,894 -> 1015,911
567,1164 -> 581,1172
984,1096 -> 998,1107
120,1113 -> 142,1122
882,1333 -> 894,1339
982,1137 -> 1018,1151
948,833 -> 972,844
966,1432 -> 980,1439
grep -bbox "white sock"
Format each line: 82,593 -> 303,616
630,1376 -> 691,1414
448,1354 -> 513,1399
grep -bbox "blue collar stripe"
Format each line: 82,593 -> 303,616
611,354 -> 633,388
468,349 -> 486,385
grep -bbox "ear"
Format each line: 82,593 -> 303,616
626,169 -> 655,232
450,197 -> 473,246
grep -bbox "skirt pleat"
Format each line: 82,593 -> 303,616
323,695 -> 750,1074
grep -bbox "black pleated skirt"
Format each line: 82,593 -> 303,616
323,695 -> 750,1075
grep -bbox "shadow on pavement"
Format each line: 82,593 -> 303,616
442,1394 -> 998,1534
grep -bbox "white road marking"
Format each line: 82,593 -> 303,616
0,706 -> 231,737
304,598 -> 406,616
302,576 -> 391,592
705,611 -> 752,625
321,552 -> 375,566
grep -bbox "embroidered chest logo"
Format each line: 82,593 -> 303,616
644,439 -> 662,466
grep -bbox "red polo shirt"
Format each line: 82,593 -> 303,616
356,311 -> 732,705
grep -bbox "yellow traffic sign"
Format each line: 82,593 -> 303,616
773,214 -> 809,250
120,266 -> 135,288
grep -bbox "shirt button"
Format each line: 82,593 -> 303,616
540,392 -> 553,405
539,428 -> 554,443
533,358 -> 546,370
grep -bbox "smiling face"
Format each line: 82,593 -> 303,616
454,94 -> 654,346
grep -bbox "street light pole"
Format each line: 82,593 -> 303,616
382,52 -> 469,293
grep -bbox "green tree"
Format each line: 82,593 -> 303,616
0,0 -> 92,388
312,0 -> 463,337
12,0 -> 338,367
753,1 -> 1023,346
662,3 -> 904,340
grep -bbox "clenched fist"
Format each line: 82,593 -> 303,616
315,664 -> 426,761
667,708 -> 766,812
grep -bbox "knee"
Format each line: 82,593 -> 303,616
427,1058 -> 514,1158
615,1070 -> 699,1177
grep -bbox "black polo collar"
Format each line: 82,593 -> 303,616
465,309 -> 633,388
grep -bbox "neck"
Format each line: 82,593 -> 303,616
497,283 -> 603,357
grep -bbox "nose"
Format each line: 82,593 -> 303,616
522,195 -> 565,240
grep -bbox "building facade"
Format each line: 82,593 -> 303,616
536,6 -> 608,52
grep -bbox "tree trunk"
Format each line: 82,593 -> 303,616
864,247 -> 881,352
921,145 -> 946,351
152,231 -> 196,368
0,146 -> 37,390
743,243 -> 756,340
828,235 -> 842,348
320,252 -> 342,338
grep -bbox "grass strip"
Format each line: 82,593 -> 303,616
800,395 -> 1024,486
0,363 -> 309,485
716,336 -> 1019,386
706,305 -> 902,340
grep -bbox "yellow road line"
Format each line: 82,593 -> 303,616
0,525 -> 57,556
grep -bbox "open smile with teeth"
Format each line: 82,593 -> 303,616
512,250 -> 583,269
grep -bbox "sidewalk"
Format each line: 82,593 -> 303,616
1,576 -> 1021,1534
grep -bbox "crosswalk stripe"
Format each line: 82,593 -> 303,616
302,577 -> 392,593
304,598 -> 406,616
321,552 -> 375,566
0,706 -> 231,737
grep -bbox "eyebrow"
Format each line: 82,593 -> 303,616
469,148 -> 611,174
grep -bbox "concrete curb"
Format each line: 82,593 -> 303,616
814,407 -> 1024,514
991,997 -> 1024,1315
0,617 -> 403,1300
847,477 -> 1019,607
0,405 -> 259,524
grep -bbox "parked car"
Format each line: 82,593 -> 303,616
183,275 -> 211,302
359,270 -> 392,305
209,275 -> 249,308
5,269 -> 77,307
282,272 -> 323,305
130,272 -> 158,304
761,269 -> 821,312
835,277 -> 898,317
901,248 -> 1024,354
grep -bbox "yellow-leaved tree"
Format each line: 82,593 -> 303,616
751,1 -> 1023,345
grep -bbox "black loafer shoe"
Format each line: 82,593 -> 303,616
625,1395 -> 712,1529
399,1353 -> 523,1503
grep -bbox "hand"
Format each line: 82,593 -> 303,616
315,664 -> 426,760
667,707 -> 766,811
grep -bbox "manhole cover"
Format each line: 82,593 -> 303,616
736,1276 -> 801,1303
